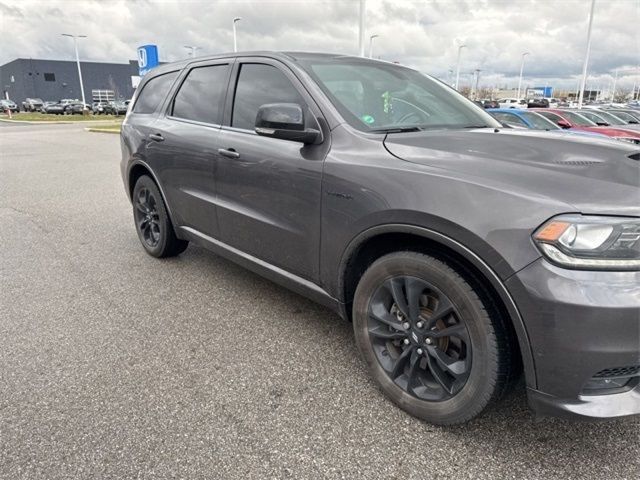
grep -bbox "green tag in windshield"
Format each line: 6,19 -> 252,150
362,114 -> 375,124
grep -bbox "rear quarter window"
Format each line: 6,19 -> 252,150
133,71 -> 178,114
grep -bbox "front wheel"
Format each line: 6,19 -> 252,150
353,252 -> 516,425
132,175 -> 188,258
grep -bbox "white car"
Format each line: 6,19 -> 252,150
497,98 -> 528,109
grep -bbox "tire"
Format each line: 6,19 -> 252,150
132,175 -> 188,258
353,251 -> 515,425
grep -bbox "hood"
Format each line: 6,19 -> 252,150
383,128 -> 640,215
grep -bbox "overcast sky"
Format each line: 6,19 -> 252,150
1,0 -> 638,91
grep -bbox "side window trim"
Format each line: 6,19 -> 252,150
222,57 -> 324,135
165,59 -> 235,128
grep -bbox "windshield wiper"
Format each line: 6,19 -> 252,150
369,126 -> 423,133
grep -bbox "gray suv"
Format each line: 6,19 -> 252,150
120,52 -> 640,425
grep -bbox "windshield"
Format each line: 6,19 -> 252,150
594,111 -> 626,125
561,111 -> 597,126
520,111 -> 560,130
299,59 -> 500,132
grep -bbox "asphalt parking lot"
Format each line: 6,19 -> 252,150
1,121 -> 638,480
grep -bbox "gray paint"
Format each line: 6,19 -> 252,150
120,51 -> 640,420
0,58 -> 139,103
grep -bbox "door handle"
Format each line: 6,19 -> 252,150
218,148 -> 240,159
149,133 -> 164,142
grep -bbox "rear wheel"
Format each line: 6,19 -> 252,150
353,251 -> 514,425
132,175 -> 188,258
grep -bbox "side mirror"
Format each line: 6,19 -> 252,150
557,119 -> 571,129
255,103 -> 321,144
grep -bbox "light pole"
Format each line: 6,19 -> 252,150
184,45 -> 199,58
358,0 -> 366,57
233,17 -> 241,52
61,34 -> 87,111
516,52 -> 529,100
578,0 -> 596,109
473,69 -> 481,100
454,44 -> 466,91
611,69 -> 618,102
368,34 -> 379,59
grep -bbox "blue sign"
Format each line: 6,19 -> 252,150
137,45 -> 159,76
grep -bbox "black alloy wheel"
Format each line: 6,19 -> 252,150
367,276 -> 471,401
353,251 -> 516,425
132,175 -> 189,258
134,186 -> 161,249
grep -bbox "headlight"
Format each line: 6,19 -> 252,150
533,215 -> 640,270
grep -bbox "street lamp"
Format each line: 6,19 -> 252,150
368,34 -> 379,59
454,44 -> 467,91
61,33 -> 87,111
578,0 -> 596,109
233,17 -> 242,52
516,52 -> 530,100
358,0 -> 366,57
184,45 -> 199,58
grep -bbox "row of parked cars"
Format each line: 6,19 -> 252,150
485,103 -> 640,144
3,97 -> 130,115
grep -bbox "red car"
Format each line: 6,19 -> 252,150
532,108 -> 640,145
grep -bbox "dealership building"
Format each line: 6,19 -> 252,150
0,58 -> 141,104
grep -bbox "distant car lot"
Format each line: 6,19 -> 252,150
1,122 -> 639,480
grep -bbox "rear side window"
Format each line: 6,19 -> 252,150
133,71 -> 178,114
172,64 -> 229,124
231,64 -> 305,130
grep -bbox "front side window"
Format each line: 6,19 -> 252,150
231,64 -> 305,130
133,71 -> 178,114
172,64 -> 229,124
298,59 -> 499,132
560,111 -> 597,127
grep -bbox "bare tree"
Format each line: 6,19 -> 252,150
614,87 -> 631,103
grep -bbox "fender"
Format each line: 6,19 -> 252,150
339,223 -> 537,389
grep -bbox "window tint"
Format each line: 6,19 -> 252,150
232,64 -> 305,130
172,65 -> 229,124
133,71 -> 178,114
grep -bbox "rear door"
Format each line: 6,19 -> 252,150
146,59 -> 233,238
215,58 -> 328,281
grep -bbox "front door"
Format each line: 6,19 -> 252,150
216,59 -> 328,281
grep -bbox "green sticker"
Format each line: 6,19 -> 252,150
362,114 -> 375,124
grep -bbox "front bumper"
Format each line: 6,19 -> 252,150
506,258 -> 640,419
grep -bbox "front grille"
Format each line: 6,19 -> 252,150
593,366 -> 640,378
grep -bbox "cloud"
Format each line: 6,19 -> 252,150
0,0 -> 638,90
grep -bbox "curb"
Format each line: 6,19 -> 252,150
85,127 -> 121,134
0,118 -> 123,125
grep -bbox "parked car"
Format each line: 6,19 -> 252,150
488,109 -> 559,130
63,101 -> 88,115
40,101 -> 57,113
121,52 -> 640,425
527,98 -> 549,108
480,99 -> 500,109
497,97 -> 527,109
605,109 -> 640,123
0,99 -> 19,113
92,102 -> 107,114
43,102 -> 65,115
104,101 -> 128,115
534,108 -> 640,144
488,108 -> 609,140
22,97 -> 44,112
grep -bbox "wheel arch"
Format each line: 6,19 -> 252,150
338,224 -> 536,389
127,160 -> 179,231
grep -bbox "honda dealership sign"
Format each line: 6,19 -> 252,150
137,45 -> 159,76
